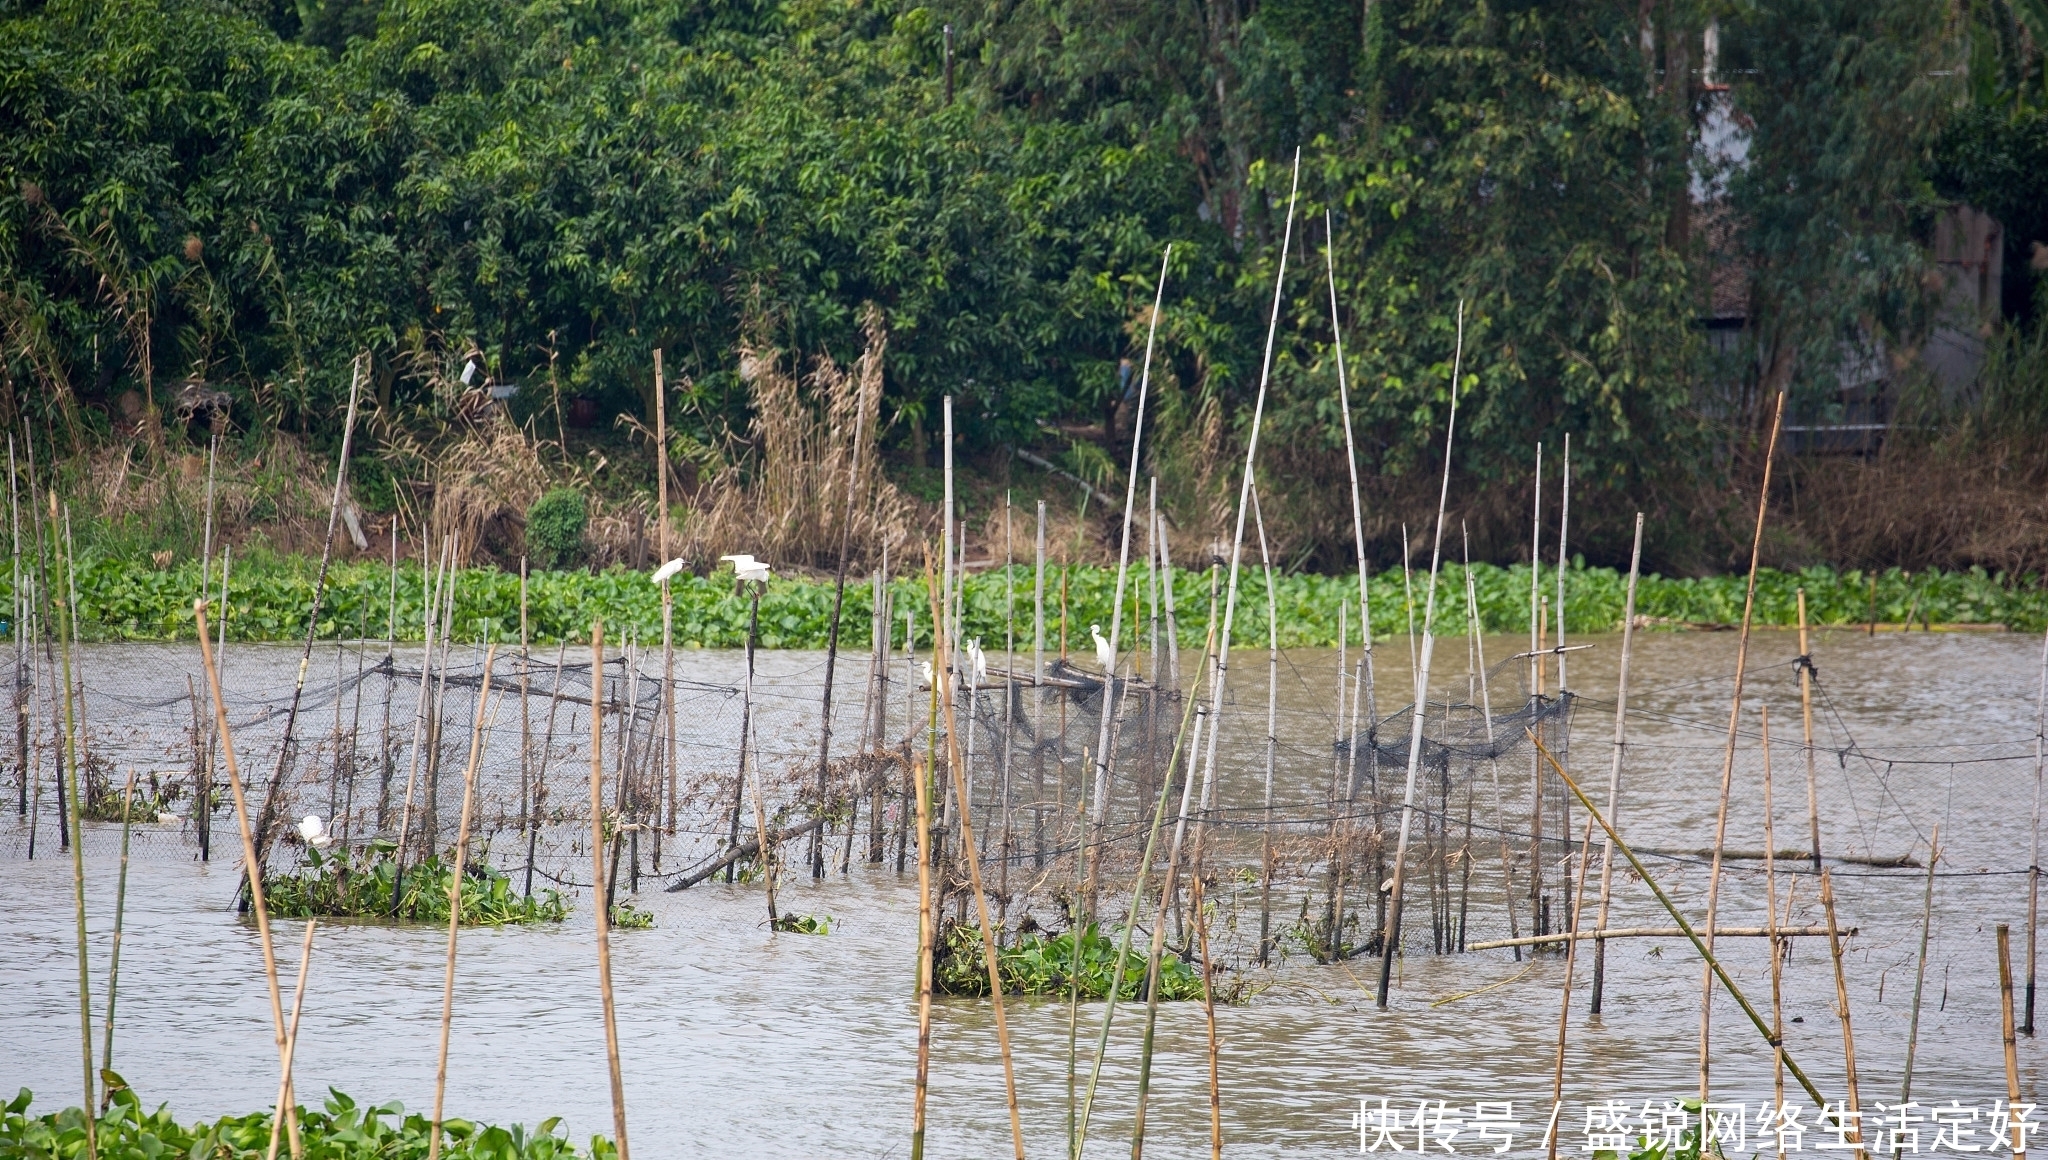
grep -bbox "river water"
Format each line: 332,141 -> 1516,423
2,628 -> 2042,1157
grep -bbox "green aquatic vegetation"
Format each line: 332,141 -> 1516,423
22,551 -> 2048,646
263,841 -> 570,926
0,1078 -> 610,1160
936,921 -> 1209,1001
772,912 -> 831,935
607,901 -> 655,929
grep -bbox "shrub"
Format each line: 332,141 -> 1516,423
526,488 -> 588,568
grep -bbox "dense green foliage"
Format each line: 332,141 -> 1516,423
22,555 -> 2048,647
0,0 -> 2035,572
263,843 -> 572,925
524,489 -> 588,569
0,1081 -> 608,1160
936,921 -> 1206,1000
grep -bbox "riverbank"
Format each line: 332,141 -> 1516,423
18,553 -> 2048,646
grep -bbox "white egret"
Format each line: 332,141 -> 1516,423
651,556 -> 688,585
720,553 -> 772,583
1090,623 -> 1114,672
298,815 -> 334,849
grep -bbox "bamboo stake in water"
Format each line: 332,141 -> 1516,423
1762,707 -> 1786,1130
1700,389 -> 1785,1099
196,600 -> 296,1154
588,623 -> 631,1160
1900,825 -> 1939,1115
910,576 -> 939,1160
99,769 -> 138,1108
1545,807 -> 1597,1160
1462,528 -> 1520,960
1799,590 -> 1823,871
1820,869 -> 1863,1157
2001,923 -> 2027,1160
926,573 -> 1026,1160
265,920 -> 317,1160
1256,485 -> 1281,966
393,537 -> 450,910
2028,625 -> 2048,1036
1324,209 -> 1377,864
1590,514 -> 1643,1013
428,646 -> 497,1160
1376,301 -> 1465,1008
53,491 -> 93,1160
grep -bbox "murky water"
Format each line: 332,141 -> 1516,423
3,628 -> 2043,1157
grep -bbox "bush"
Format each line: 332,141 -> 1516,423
526,488 -> 587,568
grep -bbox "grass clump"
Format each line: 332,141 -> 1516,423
936,921 -> 1208,1001
0,1077 -> 611,1159
263,841 -> 570,926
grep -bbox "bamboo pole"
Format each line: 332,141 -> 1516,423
1257,485 -> 1281,966
99,769 -> 138,1107
588,623 -> 631,1160
1700,389 -> 1785,1100
2001,924 -> 2026,1160
1194,867 -> 1223,1160
811,330 -> 876,880
1375,301 -> 1465,1008
195,600 -> 296,1153
1900,825 -> 1939,1113
1763,706 -> 1786,1131
1799,590 -> 1824,872
924,572 -> 1025,1160
1552,434 -> 1573,929
520,560 -> 530,835
740,580 -> 778,923
1530,734 -> 1838,1111
1469,926 -> 1843,952
428,645 -> 497,1160
1527,444 -> 1543,932
1325,209 -> 1377,883
1084,244 -> 1172,919
1545,807 -> 1597,1160
53,492 -> 93,1160
1463,529 -> 1520,960
1820,869 -> 1863,1157
1192,153 -> 1300,951
527,642 -> 567,898
9,438 -> 20,822
392,536 -> 450,911
911,567 -> 939,1160
264,920 -> 317,1160
2028,625 -> 2047,1035
1589,514 -> 1643,1013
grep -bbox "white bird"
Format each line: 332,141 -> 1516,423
963,638 -> 987,688
650,556 -> 688,585
720,553 -> 772,583
1090,624 -> 1115,673
919,659 -> 935,686
298,815 -> 334,849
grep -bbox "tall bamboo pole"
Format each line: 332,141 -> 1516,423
195,600 -> 295,1152
910,564 -> 939,1160
428,646 -> 497,1160
1589,513 -> 1643,1013
1256,486 -> 1281,966
1700,389 -> 1785,1099
1375,301 -> 1464,1008
1761,706 -> 1786,1127
1325,209 -> 1377,888
810,328 -> 876,879
9,438 -> 21,821
1799,590 -> 1823,872
53,491 -> 93,1160
1545,807 -> 1597,1160
392,536 -> 449,910
1085,245 -> 1171,917
1527,445 -> 1544,930
589,623 -> 631,1160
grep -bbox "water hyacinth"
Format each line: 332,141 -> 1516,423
262,840 -> 571,927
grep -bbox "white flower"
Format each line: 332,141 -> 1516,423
720,553 -> 772,583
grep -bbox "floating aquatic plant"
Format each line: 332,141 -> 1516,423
263,840 -> 571,926
936,921 -> 1217,1001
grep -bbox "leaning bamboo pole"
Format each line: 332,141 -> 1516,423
2001,924 -> 2027,1160
1084,245 -> 1171,919
1256,484 -> 1281,966
1900,825 -> 1940,1112
264,920 -> 317,1160
196,600 -> 297,1152
1799,590 -> 1823,871
53,492 -> 93,1160
1530,734 -> 1839,1111
99,769 -> 138,1107
2028,625 -> 2048,1035
1545,808 -> 1597,1160
1762,707 -> 1786,1127
1375,301 -> 1464,1008
1462,528 -> 1520,960
1699,389 -> 1785,1100
428,646 -> 497,1160
924,572 -> 1025,1160
1589,513 -> 1643,1013
589,623 -> 631,1160
1325,207 -> 1377,875
910,563 -> 940,1160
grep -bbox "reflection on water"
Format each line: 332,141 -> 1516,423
1,628 -> 2042,1157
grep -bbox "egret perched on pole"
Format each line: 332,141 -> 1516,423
650,557 -> 687,585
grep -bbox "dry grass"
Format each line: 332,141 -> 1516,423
680,309 -> 917,572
